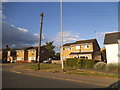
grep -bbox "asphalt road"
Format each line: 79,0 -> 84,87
2,70 -> 102,88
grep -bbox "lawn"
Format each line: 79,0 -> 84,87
15,63 -> 120,79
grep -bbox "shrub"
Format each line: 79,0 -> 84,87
67,58 -> 99,69
66,58 -> 78,67
85,60 -> 95,68
105,63 -> 119,71
77,59 -> 84,68
94,62 -> 106,70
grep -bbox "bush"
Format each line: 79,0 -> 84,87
105,63 -> 119,71
66,58 -> 78,67
85,60 -> 95,68
94,62 -> 106,70
67,58 -> 99,69
77,59 -> 84,68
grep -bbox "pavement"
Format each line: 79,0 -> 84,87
2,64 -> 119,88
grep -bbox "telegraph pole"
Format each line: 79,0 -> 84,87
38,12 -> 44,70
60,0 -> 64,71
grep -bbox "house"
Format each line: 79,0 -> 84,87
16,49 -> 27,62
14,46 -> 50,63
27,46 -> 50,62
27,47 -> 38,63
2,45 -> 11,62
104,32 -> 120,63
15,47 -> 32,62
61,39 -> 101,60
7,49 -> 16,62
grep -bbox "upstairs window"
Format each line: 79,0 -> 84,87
68,47 -> 72,50
63,48 -> 65,50
76,46 -> 80,50
84,44 -> 90,49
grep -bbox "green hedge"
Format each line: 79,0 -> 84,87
66,58 -> 100,69
66,58 -> 78,66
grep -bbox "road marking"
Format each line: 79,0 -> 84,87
10,70 -> 22,74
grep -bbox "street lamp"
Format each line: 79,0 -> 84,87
38,12 -> 44,70
60,0 -> 64,71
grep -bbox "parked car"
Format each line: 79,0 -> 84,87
43,60 -> 51,63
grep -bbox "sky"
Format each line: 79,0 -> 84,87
1,2 -> 118,52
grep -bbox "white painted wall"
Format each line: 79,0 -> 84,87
118,40 -> 120,63
105,44 -> 119,63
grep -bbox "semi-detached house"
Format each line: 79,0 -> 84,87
61,39 -> 101,60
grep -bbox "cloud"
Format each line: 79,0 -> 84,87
54,31 -> 81,52
17,27 -> 28,32
55,31 -> 80,43
95,31 -> 118,38
2,22 -> 45,48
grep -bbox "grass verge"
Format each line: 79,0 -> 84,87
13,63 -> 120,79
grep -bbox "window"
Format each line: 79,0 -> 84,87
84,44 -> 90,49
68,47 -> 72,50
63,48 -> 65,50
76,46 -> 80,50
80,56 -> 88,59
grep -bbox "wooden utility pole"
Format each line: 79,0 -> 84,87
38,12 -> 44,70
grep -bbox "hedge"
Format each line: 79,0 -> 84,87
66,58 -> 78,66
66,58 -> 100,69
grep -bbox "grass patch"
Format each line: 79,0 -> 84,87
14,63 -> 119,78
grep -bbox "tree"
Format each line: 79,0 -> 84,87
54,53 -> 60,60
43,41 -> 55,59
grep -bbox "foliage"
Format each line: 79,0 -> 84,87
105,63 -> 119,71
53,53 -> 60,60
43,41 -> 55,58
66,58 -> 78,66
85,60 -> 96,68
20,63 -> 119,78
67,58 -> 99,69
93,62 -> 106,70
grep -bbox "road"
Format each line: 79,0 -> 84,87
2,70 -> 102,88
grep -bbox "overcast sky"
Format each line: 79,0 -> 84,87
1,2 -> 118,52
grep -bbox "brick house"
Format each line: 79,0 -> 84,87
27,46 -> 50,62
7,49 -> 17,62
61,39 -> 101,60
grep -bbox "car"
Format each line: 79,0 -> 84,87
43,60 -> 51,63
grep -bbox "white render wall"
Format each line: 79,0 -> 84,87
118,40 -> 120,63
105,44 -> 119,63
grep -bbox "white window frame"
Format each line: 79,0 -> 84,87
76,46 -> 80,50
84,44 -> 90,49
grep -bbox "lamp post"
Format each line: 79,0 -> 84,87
38,12 -> 44,70
60,0 -> 64,71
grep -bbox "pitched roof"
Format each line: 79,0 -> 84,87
75,39 -> 96,44
63,43 -> 74,46
104,32 -> 120,44
63,39 -> 96,46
